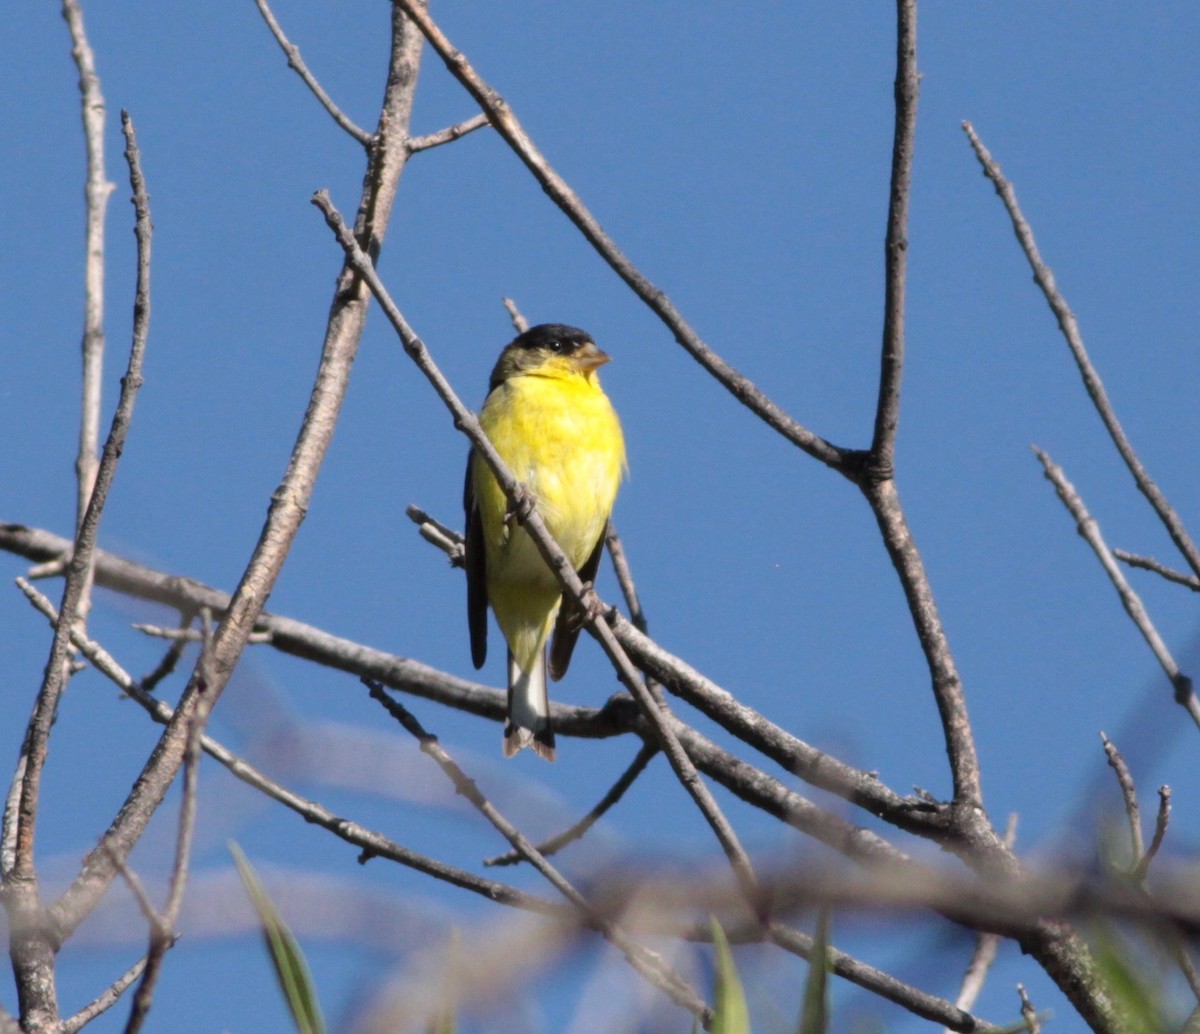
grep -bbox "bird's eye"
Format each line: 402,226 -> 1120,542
547,340 -> 564,353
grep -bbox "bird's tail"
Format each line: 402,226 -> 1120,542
504,646 -> 556,761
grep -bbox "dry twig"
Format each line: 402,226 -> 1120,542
366,682 -> 712,1027
253,0 -> 372,145
965,120 -> 1200,584
313,192 -> 763,912
1035,447 -> 1199,730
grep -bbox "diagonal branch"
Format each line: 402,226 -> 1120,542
47,5 -> 426,947
390,0 -> 852,475
1034,447 -> 1199,731
366,683 -> 712,1027
16,577 -> 555,919
60,953 -> 147,1034
253,0 -> 372,146
485,742 -> 658,867
6,105 -> 153,1034
964,121 -> 1200,583
313,191 -> 764,912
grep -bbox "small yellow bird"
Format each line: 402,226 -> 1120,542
464,324 -> 626,760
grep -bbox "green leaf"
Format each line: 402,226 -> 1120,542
230,842 -> 326,1034
1090,922 -> 1169,1034
710,917 -> 751,1034
796,909 -> 830,1034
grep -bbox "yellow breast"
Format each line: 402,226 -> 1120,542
474,367 -> 625,587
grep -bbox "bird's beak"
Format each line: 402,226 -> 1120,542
573,341 -> 611,372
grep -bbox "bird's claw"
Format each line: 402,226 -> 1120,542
504,484 -> 537,527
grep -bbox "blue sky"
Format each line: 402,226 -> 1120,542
2,4 -> 1198,1032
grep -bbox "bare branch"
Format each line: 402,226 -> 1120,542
313,191 -> 763,911
390,0 -> 854,476
485,742 -> 657,867
134,612 -> 197,693
407,113 -> 490,153
6,103 -> 153,1034
1100,733 -> 1144,864
0,520 -> 960,850
1017,983 -> 1041,1034
502,296 -> 528,334
47,6 -> 426,946
869,0 -> 918,468
253,0 -> 372,146
122,619 -> 212,1034
60,954 -> 147,1034
964,121 -> 1200,583
943,814 -> 1017,1033
605,524 -> 648,634
1034,447 -> 1200,731
63,0 -> 117,532
365,681 -> 712,1027
15,576 -> 557,922
404,505 -> 465,566
763,923 -> 1000,1034
1113,549 -> 1200,592
133,622 -> 271,646
1135,785 -> 1171,881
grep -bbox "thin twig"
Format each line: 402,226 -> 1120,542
15,576 -> 556,919
869,0 -> 918,470
1100,733 -> 1144,864
942,814 -> 1017,1033
132,622 -> 271,645
122,617 -> 213,1034
762,923 -> 1000,1034
405,505 -> 465,566
1017,984 -> 1041,1034
63,0 -> 116,534
407,113 -> 490,153
0,521 -> 954,849
964,121 -> 1200,583
48,7 -> 426,947
1113,550 -> 1200,592
135,612 -> 197,693
6,104 -> 153,1034
485,742 -> 658,867
365,681 -> 713,1027
502,297 -> 529,334
61,955 -> 148,1034
1135,786 -> 1171,880
253,0 -> 372,145
1034,447 -> 1200,731
313,191 -> 763,913
390,0 -> 853,476
605,525 -> 648,634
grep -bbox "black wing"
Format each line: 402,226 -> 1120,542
464,451 -> 489,669
547,522 -> 607,681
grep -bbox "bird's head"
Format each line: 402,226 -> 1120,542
489,323 -> 610,389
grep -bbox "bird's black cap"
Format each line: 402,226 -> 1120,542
511,323 -> 593,353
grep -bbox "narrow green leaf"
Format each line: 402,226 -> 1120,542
796,910 -> 830,1034
230,841 -> 327,1034
710,917 -> 751,1034
1090,922 -> 1168,1034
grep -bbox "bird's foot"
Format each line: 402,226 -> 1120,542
504,483 -> 537,527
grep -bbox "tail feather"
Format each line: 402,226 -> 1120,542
503,647 -> 556,761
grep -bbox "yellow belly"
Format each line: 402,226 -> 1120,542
473,369 -> 625,667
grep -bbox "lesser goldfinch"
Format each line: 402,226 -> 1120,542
464,324 -> 626,760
